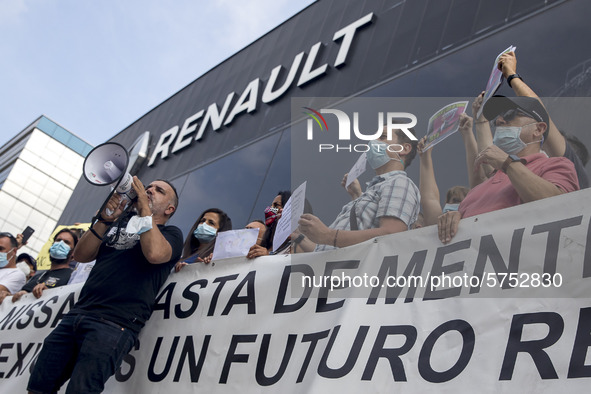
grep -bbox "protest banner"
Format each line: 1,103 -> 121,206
1,189 -> 590,393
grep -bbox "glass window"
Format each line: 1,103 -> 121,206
248,129 -> 291,224
0,191 -> 17,215
0,163 -> 15,186
68,137 -> 87,156
382,0 -> 425,75
169,132 -> 282,235
36,117 -> 57,135
440,0 -> 479,51
473,0 -> 511,36
410,0 -> 452,63
51,127 -> 71,147
508,0 -> 545,20
2,179 -> 22,200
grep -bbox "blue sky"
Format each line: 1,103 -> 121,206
0,0 -> 315,147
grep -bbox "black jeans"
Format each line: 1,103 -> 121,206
28,312 -> 136,394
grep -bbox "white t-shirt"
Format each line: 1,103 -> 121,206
0,267 -> 27,293
67,261 -> 96,285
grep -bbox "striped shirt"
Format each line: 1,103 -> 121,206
316,170 -> 420,251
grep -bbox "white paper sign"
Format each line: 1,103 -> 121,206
477,45 -> 516,118
272,181 -> 306,251
212,228 -> 259,260
345,152 -> 367,188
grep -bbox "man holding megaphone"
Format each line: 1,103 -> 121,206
27,176 -> 183,394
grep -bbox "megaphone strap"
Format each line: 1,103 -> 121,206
89,228 -> 103,241
97,216 -> 114,225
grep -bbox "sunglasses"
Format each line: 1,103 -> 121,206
490,108 -> 536,133
495,108 -> 532,123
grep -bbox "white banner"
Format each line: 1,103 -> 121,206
1,189 -> 591,393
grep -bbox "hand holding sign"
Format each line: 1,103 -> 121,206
422,101 -> 468,151
477,45 -> 516,119
272,182 -> 307,252
497,50 -> 517,79
345,153 -> 366,190
342,173 -> 362,200
213,228 -> 260,261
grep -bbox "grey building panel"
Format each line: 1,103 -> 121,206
58,0 -> 589,232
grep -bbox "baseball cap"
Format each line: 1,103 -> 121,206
17,253 -> 37,271
483,95 -> 550,127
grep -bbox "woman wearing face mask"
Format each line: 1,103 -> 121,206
175,208 -> 232,272
12,228 -> 78,301
247,191 -> 291,259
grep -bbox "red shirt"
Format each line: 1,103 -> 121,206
459,153 -> 580,218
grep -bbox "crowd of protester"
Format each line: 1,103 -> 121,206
0,50 -> 588,392
1,52 -> 588,304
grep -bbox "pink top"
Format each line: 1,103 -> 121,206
459,153 -> 580,218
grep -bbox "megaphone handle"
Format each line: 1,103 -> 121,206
92,183 -> 120,228
105,191 -> 133,217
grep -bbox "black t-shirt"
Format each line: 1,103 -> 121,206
71,224 -> 183,333
564,142 -> 589,189
21,268 -> 73,293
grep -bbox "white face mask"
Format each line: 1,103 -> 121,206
126,215 -> 153,235
193,223 -> 218,242
16,261 -> 31,276
493,123 -> 541,155
443,203 -> 460,213
366,140 -> 403,170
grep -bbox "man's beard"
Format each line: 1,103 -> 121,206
49,256 -> 68,266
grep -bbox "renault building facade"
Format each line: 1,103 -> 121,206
58,0 -> 591,235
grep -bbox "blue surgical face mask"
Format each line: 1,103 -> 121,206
0,248 -> 14,268
193,223 -> 217,243
443,203 -> 460,213
49,240 -> 71,260
493,124 -> 540,155
366,140 -> 403,170
125,215 -> 153,235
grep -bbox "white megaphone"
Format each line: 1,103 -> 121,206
83,142 -> 137,214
